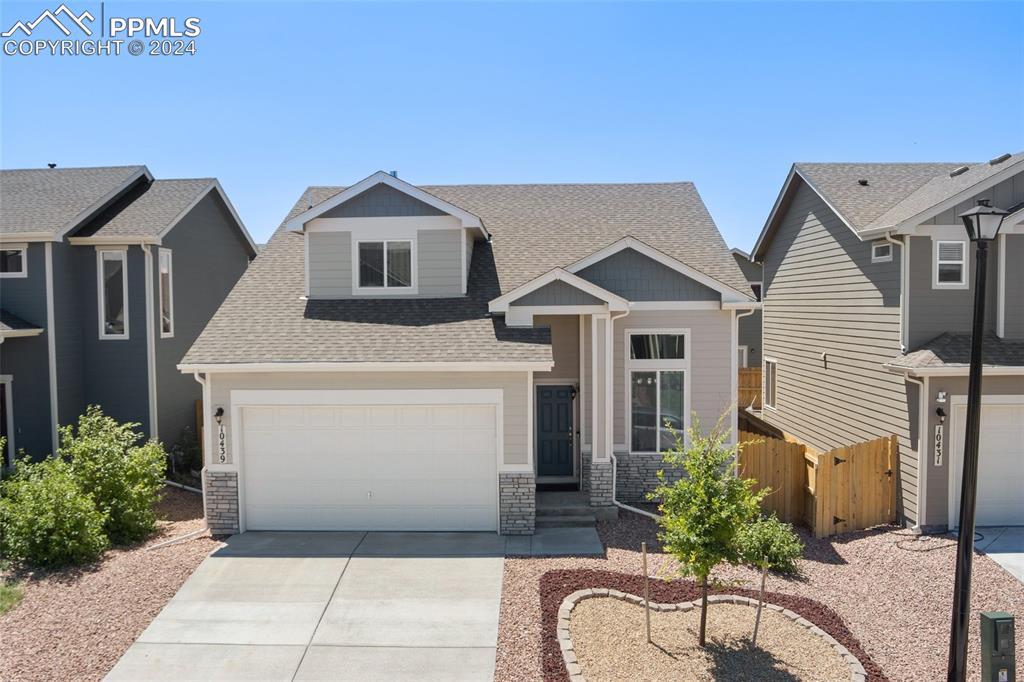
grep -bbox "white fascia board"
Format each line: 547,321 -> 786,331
721,301 -> 762,310
0,232 -> 56,242
55,166 -> 153,240
488,268 -> 628,313
891,158 -> 1024,234
284,171 -> 486,236
565,236 -> 754,303
178,361 -> 554,374
883,363 -> 1024,377
730,247 -> 751,260
69,235 -> 161,245
158,182 -> 259,256
0,328 -> 44,339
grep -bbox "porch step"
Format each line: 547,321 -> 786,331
536,512 -> 597,528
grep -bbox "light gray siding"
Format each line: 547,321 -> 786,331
156,192 -> 253,446
0,243 -> 53,457
534,315 -> 580,381
577,248 -> 720,301
906,236 -> 999,349
923,172 -> 1024,225
417,229 -> 463,296
510,280 -> 604,306
1001,234 -> 1023,339
760,180 -> 917,523
308,231 -> 352,297
320,183 -> 446,218
207,371 -> 529,467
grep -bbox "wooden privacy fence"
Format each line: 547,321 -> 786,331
738,431 -> 898,538
738,368 -> 762,410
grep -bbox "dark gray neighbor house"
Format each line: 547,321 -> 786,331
731,248 -> 763,370
179,171 -> 758,535
752,152 -> 1024,532
0,165 -> 257,464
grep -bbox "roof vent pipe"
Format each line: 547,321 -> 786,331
857,179 -> 868,186
389,170 -> 398,178
47,163 -> 56,169
950,166 -> 969,177
989,153 -> 1011,165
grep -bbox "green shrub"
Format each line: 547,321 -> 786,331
61,406 -> 167,544
0,457 -> 108,567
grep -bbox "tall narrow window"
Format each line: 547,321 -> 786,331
159,249 -> 174,337
934,240 -> 967,287
98,250 -> 128,339
358,240 -> 412,289
764,359 -> 777,409
627,331 -> 688,453
0,246 -> 27,278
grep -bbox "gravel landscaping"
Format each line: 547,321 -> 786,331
0,486 -> 218,682
570,598 -> 851,681
496,511 -> 1024,682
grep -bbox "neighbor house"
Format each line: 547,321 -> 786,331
0,165 -> 257,464
731,248 -> 763,370
180,171 -> 758,535
752,152 -> 1024,531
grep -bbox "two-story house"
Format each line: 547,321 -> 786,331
180,171 -> 758,535
752,152 -> 1024,531
0,165 -> 257,464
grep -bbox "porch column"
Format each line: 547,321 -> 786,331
589,312 -> 614,506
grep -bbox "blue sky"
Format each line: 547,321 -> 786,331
2,1 -> 1022,247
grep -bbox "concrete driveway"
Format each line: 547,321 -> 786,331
106,532 -> 505,681
977,526 -> 1024,583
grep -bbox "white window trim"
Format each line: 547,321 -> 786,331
933,239 -> 968,290
352,238 -> 417,294
871,241 -> 893,263
624,328 -> 691,455
0,244 -> 28,278
158,248 -> 174,338
97,249 -> 129,340
763,358 -> 778,410
737,345 -> 749,368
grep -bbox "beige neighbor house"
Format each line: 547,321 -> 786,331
180,171 -> 758,535
752,152 -> 1024,532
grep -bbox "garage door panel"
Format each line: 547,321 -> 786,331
951,402 -> 1024,527
241,401 -> 499,531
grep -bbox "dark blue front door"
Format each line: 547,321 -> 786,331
536,385 -> 574,477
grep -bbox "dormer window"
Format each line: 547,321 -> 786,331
357,240 -> 413,289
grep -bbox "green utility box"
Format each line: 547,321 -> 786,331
981,611 -> 1015,682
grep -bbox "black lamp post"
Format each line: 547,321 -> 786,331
946,198 -> 1008,682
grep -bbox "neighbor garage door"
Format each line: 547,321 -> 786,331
239,391 -> 499,531
950,399 -> 1024,527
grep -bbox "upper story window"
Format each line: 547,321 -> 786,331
934,240 -> 968,289
159,248 -> 174,338
0,245 -> 27,278
357,240 -> 413,289
871,242 -> 893,263
750,282 -> 763,301
764,359 -> 778,410
98,249 -> 129,339
627,330 -> 689,454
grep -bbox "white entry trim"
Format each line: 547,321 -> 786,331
0,375 -> 13,466
947,393 -> 1024,529
230,387 -> 505,533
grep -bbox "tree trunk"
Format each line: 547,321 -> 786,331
752,562 -> 768,646
699,575 -> 709,647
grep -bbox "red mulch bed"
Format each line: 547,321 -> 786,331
539,568 -> 887,682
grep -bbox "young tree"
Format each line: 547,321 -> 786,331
652,416 -> 766,647
737,514 -> 804,645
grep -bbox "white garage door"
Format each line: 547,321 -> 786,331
951,400 -> 1024,527
240,395 -> 499,531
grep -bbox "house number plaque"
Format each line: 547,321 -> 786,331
218,423 -> 227,463
933,425 -> 943,466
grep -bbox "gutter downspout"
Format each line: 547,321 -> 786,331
903,372 -> 927,533
142,245 -> 158,440
735,308 -> 757,410
192,372 -> 211,532
882,233 -> 907,353
608,308 -> 661,519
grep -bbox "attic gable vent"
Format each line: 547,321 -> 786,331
857,179 -> 869,186
949,166 -> 969,177
989,153 -> 1011,165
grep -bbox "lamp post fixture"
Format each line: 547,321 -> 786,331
946,198 -> 1008,682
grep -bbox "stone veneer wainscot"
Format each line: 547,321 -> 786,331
203,470 -> 240,535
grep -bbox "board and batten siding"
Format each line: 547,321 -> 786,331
761,180 -> 919,523
510,280 -> 604,306
1004,234 -> 1024,339
207,371 -> 529,468
580,309 -> 733,447
577,248 -> 720,302
320,183 -> 446,219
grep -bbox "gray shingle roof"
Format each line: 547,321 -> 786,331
296,182 -> 751,295
887,333 -> 1024,371
78,179 -> 215,238
0,309 -> 43,335
795,162 -> 965,233
184,180 -> 743,366
0,166 -> 146,236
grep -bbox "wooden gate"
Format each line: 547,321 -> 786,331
807,435 -> 898,537
738,431 -> 805,524
738,368 -> 762,409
